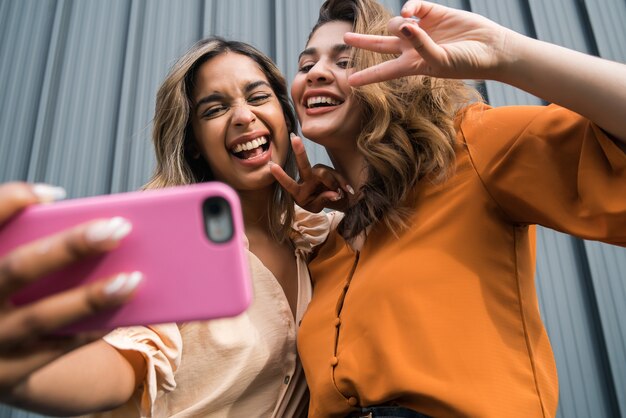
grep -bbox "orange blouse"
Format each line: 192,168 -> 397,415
299,104 -> 626,418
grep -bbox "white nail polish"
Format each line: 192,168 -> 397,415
290,132 -> 297,139
104,272 -> 143,295
346,185 -> 355,195
123,272 -> 144,293
32,184 -> 67,202
86,217 -> 132,243
104,273 -> 126,294
110,219 -> 133,241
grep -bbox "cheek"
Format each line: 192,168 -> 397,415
290,77 -> 304,102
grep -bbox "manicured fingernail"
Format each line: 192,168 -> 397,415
346,185 -> 355,195
331,189 -> 344,201
290,132 -> 297,139
401,26 -> 412,38
32,184 -> 67,202
86,217 -> 132,243
267,160 -> 276,167
104,271 -> 143,295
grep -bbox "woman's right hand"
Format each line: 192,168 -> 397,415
0,182 -> 140,397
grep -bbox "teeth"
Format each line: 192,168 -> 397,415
306,96 -> 342,108
232,136 -> 267,154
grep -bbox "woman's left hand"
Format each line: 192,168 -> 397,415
344,0 -> 513,86
270,134 -> 353,213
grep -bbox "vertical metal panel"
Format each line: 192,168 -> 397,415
583,0 -> 626,62
111,0 -> 204,193
27,0 -> 133,198
535,232 -> 619,418
212,0 -> 274,54
0,0 -> 56,181
0,405 -> 41,418
584,241 -> 626,415
469,0 -> 543,106
528,0 -> 597,54
0,2 -> 624,418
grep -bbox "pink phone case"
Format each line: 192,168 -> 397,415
0,182 -> 252,333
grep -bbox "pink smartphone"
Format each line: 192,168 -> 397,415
0,182 -> 252,333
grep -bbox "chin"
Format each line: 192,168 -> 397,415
300,123 -> 332,143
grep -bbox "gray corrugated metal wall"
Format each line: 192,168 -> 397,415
0,1 -> 624,417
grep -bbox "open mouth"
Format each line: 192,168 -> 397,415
230,136 -> 270,160
306,96 -> 344,109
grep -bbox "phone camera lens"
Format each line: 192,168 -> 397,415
202,197 -> 233,244
207,202 -> 222,215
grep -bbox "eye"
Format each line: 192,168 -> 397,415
336,58 -> 352,69
298,63 -> 315,73
248,93 -> 272,104
202,105 -> 227,119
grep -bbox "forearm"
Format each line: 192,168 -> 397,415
6,340 -> 142,416
497,30 -> 626,144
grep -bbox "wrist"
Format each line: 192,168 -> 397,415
489,29 -> 530,83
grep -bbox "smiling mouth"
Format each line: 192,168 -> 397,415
306,96 -> 344,109
230,136 -> 270,160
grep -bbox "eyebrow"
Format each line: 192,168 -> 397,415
298,43 -> 352,62
194,80 -> 272,113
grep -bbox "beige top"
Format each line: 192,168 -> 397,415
88,208 -> 330,418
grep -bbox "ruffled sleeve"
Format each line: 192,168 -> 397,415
103,323 -> 182,416
290,207 -> 339,258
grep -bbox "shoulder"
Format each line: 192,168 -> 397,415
290,206 -> 343,255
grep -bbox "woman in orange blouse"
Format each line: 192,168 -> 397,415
272,0 -> 626,417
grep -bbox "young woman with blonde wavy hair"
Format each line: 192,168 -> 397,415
0,38 -> 327,418
272,0 -> 626,417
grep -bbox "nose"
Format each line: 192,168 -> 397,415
231,104 -> 256,127
306,60 -> 333,85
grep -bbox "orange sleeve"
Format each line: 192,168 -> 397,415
459,103 -> 626,246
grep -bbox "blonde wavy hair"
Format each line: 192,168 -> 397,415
312,0 -> 481,240
144,38 -> 298,243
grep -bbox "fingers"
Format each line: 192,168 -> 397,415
393,20 -> 444,68
269,160 -> 301,197
311,164 -> 353,197
290,134 -> 314,179
0,218 -> 132,299
343,32 -> 402,54
0,183 -> 66,224
401,0 -> 437,19
0,271 -> 143,346
348,57 -> 415,86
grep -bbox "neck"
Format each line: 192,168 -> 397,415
238,186 -> 274,234
326,143 -> 368,193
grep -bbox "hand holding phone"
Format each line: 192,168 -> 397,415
0,182 -> 252,335
0,182 -> 140,395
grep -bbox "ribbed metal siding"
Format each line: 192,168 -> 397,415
0,1 -> 624,417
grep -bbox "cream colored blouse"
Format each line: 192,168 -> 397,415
88,208 -> 329,418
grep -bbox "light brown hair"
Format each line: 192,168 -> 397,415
312,0 -> 480,240
145,38 -> 298,243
